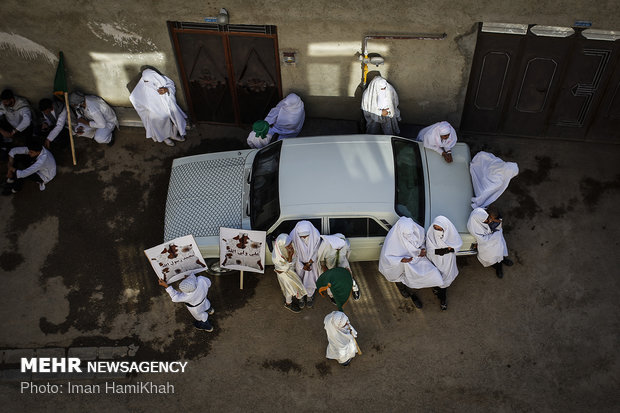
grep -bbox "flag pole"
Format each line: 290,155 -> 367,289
63,92 -> 77,165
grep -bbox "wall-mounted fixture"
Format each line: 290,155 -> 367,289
218,8 -> 229,25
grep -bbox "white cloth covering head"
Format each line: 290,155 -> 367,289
467,208 -> 508,267
470,151 -> 519,209
129,69 -> 188,143
320,234 -> 346,250
289,220 -> 321,295
264,93 -> 305,139
179,273 -> 197,293
361,76 -> 401,121
324,311 -> 358,363
272,233 -> 307,302
416,121 -> 457,155
426,216 -> 463,288
378,216 -> 443,288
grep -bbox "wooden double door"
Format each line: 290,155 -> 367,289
168,22 -> 282,125
462,23 -> 620,142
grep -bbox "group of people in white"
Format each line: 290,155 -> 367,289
0,67 -> 190,195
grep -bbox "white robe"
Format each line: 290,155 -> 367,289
467,208 -> 508,267
470,151 -> 519,209
324,311 -> 358,363
272,234 -> 307,302
318,234 -> 349,270
165,274 -> 212,322
289,221 -> 321,296
264,93 -> 305,139
129,69 -> 188,143
361,76 -> 401,135
378,217 -> 443,289
76,95 -> 119,144
416,121 -> 457,155
426,216 -> 463,288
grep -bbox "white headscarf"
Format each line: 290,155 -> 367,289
272,234 -> 294,271
179,273 -> 197,293
467,208 -> 508,267
426,216 -> 463,288
417,121 -> 458,154
264,93 -> 305,138
470,151 -> 519,209
361,76 -> 401,121
324,311 -> 357,363
320,235 -> 346,250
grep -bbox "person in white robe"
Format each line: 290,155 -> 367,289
416,121 -> 457,163
129,69 -> 188,147
324,311 -> 359,366
378,216 -> 443,308
361,76 -> 401,135
467,207 -> 513,278
264,93 -> 305,139
69,92 -> 119,145
247,120 -> 274,149
317,234 -> 361,300
272,234 -> 307,313
158,272 -> 215,331
470,151 -> 519,209
425,216 -> 463,310
289,220 -> 321,308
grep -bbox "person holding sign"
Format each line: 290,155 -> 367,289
323,311 -> 360,367
272,234 -> 307,313
158,272 -> 215,332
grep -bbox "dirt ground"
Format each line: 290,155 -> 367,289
0,119 -> 619,412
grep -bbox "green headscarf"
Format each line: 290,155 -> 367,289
253,120 -> 270,139
316,267 -> 354,311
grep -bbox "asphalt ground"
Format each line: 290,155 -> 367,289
0,118 -> 619,412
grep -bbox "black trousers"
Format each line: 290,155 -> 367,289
1,118 -> 33,145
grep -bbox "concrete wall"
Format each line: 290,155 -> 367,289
1,0 -> 618,126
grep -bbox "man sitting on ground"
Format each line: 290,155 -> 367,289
69,91 -> 118,146
3,140 -> 56,195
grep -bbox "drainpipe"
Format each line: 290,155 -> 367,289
361,33 -> 447,86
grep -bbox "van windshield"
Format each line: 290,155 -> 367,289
392,138 -> 425,226
250,141 -> 282,230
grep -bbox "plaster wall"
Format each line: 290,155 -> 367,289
1,0 -> 618,126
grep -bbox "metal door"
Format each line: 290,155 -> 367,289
461,23 -> 620,141
168,22 -> 282,125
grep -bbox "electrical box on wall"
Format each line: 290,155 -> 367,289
282,51 -> 296,65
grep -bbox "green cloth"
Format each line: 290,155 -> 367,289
316,267 -> 353,311
53,51 -> 67,96
253,120 -> 270,139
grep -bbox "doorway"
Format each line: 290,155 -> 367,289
168,22 -> 282,125
461,23 -> 620,142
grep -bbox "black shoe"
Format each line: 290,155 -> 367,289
396,282 -> 410,298
502,257 -> 514,266
352,289 -> 361,300
2,186 -> 15,196
340,359 -> 352,367
298,296 -> 306,309
411,294 -> 423,309
207,306 -> 215,315
107,135 -> 116,147
432,287 -> 439,296
284,301 -> 301,313
440,300 -> 447,311
329,296 -> 337,306
194,320 -> 214,332
495,263 -> 504,279
307,296 -> 314,308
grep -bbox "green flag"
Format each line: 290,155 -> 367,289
53,51 -> 67,96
